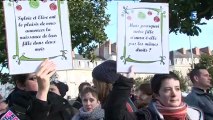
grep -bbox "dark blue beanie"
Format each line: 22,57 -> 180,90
92,60 -> 120,84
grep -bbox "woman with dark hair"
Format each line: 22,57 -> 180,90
5,59 -> 77,120
92,60 -> 116,105
105,68 -> 204,120
92,60 -> 137,112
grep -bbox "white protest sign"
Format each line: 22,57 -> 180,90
117,2 -> 169,73
3,0 -> 72,74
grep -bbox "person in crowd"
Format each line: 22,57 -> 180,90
134,83 -> 152,109
72,86 -> 104,120
5,59 -> 77,120
130,86 -> 137,103
72,82 -> 91,109
92,60 -> 137,112
49,80 -> 69,97
185,66 -> 213,120
105,67 -> 204,120
0,95 -> 8,117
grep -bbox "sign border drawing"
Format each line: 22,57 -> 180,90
120,6 -> 166,65
8,0 -> 67,65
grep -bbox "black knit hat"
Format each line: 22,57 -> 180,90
51,81 -> 69,97
92,60 -> 120,84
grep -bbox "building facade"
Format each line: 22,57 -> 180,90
170,47 -> 212,76
1,41 -> 212,99
59,41 -> 212,99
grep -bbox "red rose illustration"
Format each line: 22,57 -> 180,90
154,16 -> 160,22
16,5 -> 22,11
49,3 -> 57,10
148,11 -> 152,16
127,16 -> 132,20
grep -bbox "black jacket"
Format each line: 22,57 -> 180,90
104,75 -> 137,120
6,90 -> 78,120
72,96 -> 82,110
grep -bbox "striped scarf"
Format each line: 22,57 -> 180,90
155,101 -> 187,120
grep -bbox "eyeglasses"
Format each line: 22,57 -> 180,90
28,76 -> 37,81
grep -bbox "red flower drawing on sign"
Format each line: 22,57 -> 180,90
127,16 -> 132,20
148,11 -> 152,16
16,5 -> 22,11
154,16 -> 160,22
49,3 -> 57,10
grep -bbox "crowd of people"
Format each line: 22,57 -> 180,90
0,59 -> 213,120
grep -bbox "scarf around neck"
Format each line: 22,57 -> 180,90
155,101 -> 187,120
78,105 -> 104,120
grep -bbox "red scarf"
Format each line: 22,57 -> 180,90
155,101 -> 187,120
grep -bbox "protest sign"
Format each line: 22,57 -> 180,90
0,110 -> 20,120
117,2 -> 169,73
3,0 -> 72,74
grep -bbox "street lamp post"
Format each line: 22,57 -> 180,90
189,36 -> 194,69
189,11 -> 197,69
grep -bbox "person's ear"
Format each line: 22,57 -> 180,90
16,81 -> 25,90
193,76 -> 199,83
97,100 -> 100,105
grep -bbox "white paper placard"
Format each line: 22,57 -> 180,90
117,2 -> 169,74
3,1 -> 72,75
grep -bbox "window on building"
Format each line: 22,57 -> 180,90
87,61 -> 90,67
181,58 -> 184,64
187,58 -> 190,62
169,60 -> 172,65
175,59 -> 178,64
78,61 -> 81,67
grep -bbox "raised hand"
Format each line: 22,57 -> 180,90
36,59 -> 56,101
127,65 -> 135,79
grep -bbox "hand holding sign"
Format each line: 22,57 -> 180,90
36,59 -> 56,101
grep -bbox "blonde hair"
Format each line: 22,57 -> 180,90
93,79 -> 112,104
